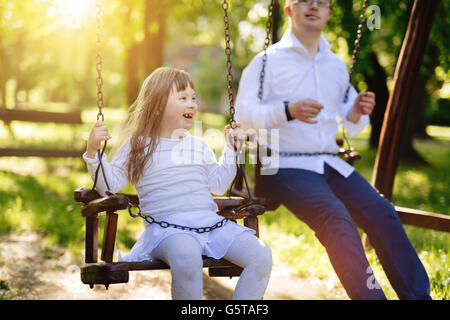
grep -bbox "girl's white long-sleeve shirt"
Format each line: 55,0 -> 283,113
83,133 -> 237,227
235,29 -> 370,178
83,133 -> 256,262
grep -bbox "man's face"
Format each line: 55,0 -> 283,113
285,0 -> 332,32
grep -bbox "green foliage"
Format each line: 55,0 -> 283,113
0,170 -> 83,246
190,50 -> 228,110
0,168 -> 143,260
427,98 -> 450,126
0,280 -> 11,300
1,0 -> 447,119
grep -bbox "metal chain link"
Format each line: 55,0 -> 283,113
344,0 -> 370,103
339,0 -> 370,156
258,0 -> 275,102
279,151 -> 339,157
128,205 -> 229,234
92,0 -> 111,192
95,0 -> 104,121
222,0 -> 255,202
222,0 -> 236,129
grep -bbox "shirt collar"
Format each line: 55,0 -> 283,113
278,28 -> 331,57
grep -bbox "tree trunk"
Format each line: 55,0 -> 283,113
398,43 -> 439,164
142,0 -> 167,77
371,0 -> 439,201
122,0 -> 141,106
414,43 -> 439,139
399,73 -> 429,165
125,42 -> 140,106
365,52 -> 389,149
0,5 -> 5,108
271,0 -> 281,44
14,32 -> 25,108
0,35 -> 6,108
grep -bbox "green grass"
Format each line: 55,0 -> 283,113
0,111 -> 448,300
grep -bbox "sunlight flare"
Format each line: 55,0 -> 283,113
50,0 -> 93,28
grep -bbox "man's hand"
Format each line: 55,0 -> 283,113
347,91 -> 376,123
225,123 -> 246,151
86,120 -> 112,158
288,99 -> 324,124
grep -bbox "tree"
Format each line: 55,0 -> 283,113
122,0 -> 169,105
328,0 -> 449,164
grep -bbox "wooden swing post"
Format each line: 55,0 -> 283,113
369,0 -> 449,232
371,0 -> 440,200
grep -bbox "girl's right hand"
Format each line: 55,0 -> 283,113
224,123 -> 246,151
86,120 -> 112,158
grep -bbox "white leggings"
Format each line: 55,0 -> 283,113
152,231 -> 272,300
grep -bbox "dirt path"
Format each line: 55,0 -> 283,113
0,233 -> 348,300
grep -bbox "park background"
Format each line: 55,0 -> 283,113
0,0 -> 448,299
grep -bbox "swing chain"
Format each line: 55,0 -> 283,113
92,0 -> 111,192
222,0 -> 255,202
348,0 -> 370,84
222,0 -> 235,129
344,0 -> 370,103
340,0 -> 370,156
128,204 -> 229,234
258,0 -> 275,102
95,0 -> 104,121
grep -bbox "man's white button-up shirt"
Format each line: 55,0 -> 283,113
235,29 -> 370,178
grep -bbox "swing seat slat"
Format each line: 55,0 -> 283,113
74,188 -> 265,219
81,257 -> 243,289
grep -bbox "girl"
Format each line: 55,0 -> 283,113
84,67 -> 272,300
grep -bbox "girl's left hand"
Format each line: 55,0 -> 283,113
225,123 -> 246,151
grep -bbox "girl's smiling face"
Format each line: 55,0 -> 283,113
160,84 -> 198,138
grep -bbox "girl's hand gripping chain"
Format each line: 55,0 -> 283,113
224,122 -> 247,152
86,120 -> 112,158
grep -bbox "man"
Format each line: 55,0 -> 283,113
235,0 -> 431,300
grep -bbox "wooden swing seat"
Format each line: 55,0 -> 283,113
74,188 -> 265,289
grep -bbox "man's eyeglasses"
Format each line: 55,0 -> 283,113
290,0 -> 331,9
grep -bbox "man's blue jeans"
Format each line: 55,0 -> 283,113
261,163 -> 431,300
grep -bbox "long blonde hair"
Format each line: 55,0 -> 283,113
122,67 -> 194,184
